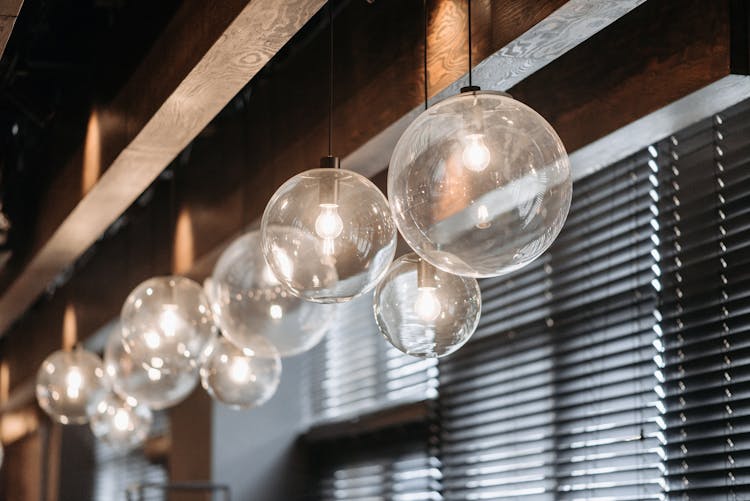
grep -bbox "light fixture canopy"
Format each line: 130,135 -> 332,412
35,347 -> 105,425
200,334 -> 281,410
261,162 -> 396,303
373,253 -> 481,358
207,231 -> 334,357
388,88 -> 572,277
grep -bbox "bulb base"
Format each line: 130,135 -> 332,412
319,156 -> 341,169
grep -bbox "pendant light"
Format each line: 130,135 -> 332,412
104,328 -> 198,411
387,0 -> 572,278
200,333 -> 281,410
374,3 -> 481,359
35,345 -> 105,424
87,391 -> 153,453
206,231 -> 334,357
120,276 -> 216,368
261,0 -> 396,303
374,252 -> 481,358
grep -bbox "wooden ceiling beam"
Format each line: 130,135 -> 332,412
0,0 -> 23,60
0,0 -> 325,337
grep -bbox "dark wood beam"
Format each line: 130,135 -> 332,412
0,0 -> 23,60
0,0 -> 325,337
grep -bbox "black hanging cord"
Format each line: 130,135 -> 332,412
328,0 -> 334,157
423,0 -> 429,110
467,0 -> 472,87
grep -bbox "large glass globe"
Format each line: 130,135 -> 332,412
104,329 -> 198,410
35,348 -> 105,425
200,334 -> 281,410
87,391 -> 152,453
261,166 -> 397,303
208,231 -> 334,357
120,276 -> 216,367
388,90 -> 572,277
373,253 -> 481,358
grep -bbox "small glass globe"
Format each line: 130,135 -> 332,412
87,391 -> 152,453
207,231 -> 334,357
200,334 -> 281,410
388,90 -> 572,278
373,253 -> 481,358
35,348 -> 105,425
120,276 -> 216,367
104,329 -> 198,410
261,167 -> 397,303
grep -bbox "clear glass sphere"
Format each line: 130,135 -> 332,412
388,90 -> 572,278
104,329 -> 198,410
120,276 -> 216,367
261,168 -> 397,303
373,253 -> 481,358
208,231 -> 334,357
200,334 -> 281,410
87,391 -> 153,453
35,348 -> 105,425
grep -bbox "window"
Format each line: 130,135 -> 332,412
306,98 -> 750,500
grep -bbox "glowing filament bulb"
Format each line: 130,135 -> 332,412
159,306 -> 180,337
229,358 -> 252,384
462,133 -> 491,172
476,204 -> 491,229
114,408 -> 131,431
415,287 -> 441,322
315,203 -> 343,256
269,304 -> 283,320
65,367 -> 83,399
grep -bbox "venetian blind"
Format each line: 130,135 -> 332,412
438,148 -> 665,500
656,99 -> 750,498
306,291 -> 438,425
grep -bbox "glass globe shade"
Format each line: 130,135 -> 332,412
388,90 -> 572,277
200,334 -> 281,410
104,329 -> 198,410
373,253 -> 481,358
261,168 -> 397,303
35,348 -> 105,425
120,276 -> 216,367
207,231 -> 334,357
87,391 -> 152,453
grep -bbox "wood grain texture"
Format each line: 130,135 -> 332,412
345,0 -> 646,178
0,0 -> 325,338
510,0 -> 733,152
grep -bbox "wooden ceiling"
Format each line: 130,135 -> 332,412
0,0 -> 748,436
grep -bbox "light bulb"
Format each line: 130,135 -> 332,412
314,203 -> 344,239
373,253 -> 481,358
159,305 -> 179,337
120,276 -> 215,368
208,231 -> 335,357
388,90 -> 572,278
104,329 -> 198,411
36,348 -> 105,425
261,168 -> 396,303
475,204 -> 490,229
269,304 -> 283,320
414,287 -> 441,322
200,335 -> 281,410
113,408 -> 131,431
228,358 -> 251,384
462,133 -> 491,172
88,392 -> 152,452
65,368 -> 83,399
